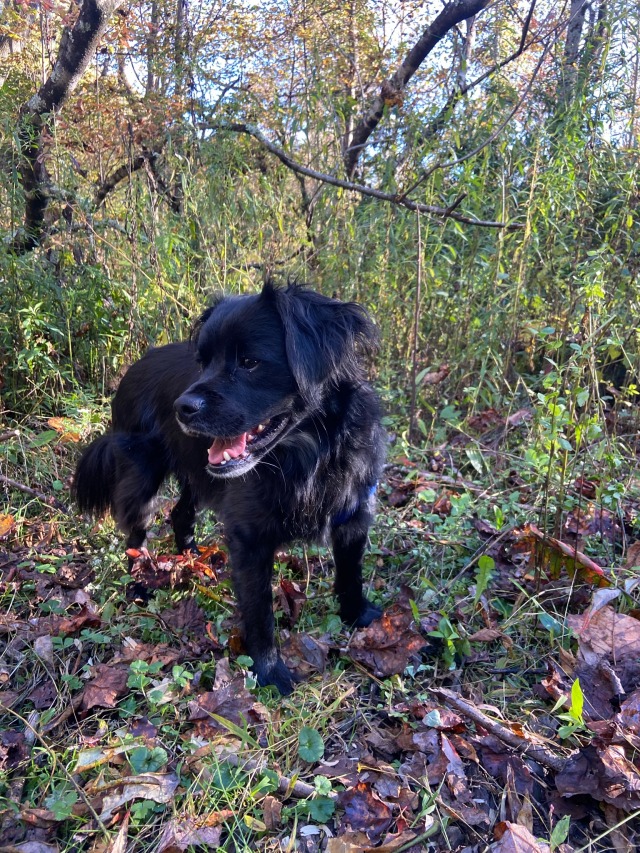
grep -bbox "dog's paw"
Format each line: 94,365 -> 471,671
341,598 -> 382,628
255,657 -> 299,696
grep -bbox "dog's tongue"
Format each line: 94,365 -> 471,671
208,433 -> 247,465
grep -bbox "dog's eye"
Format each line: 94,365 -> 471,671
239,357 -> 260,371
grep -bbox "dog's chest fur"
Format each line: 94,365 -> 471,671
184,380 -> 383,546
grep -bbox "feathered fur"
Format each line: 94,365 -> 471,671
74,282 -> 386,693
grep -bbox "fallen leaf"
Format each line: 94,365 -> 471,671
56,603 -> 101,635
565,504 -> 620,543
0,731 -> 28,769
419,364 -> 450,386
491,821 -> 551,852
475,735 -> 534,796
99,772 -> 180,822
337,782 -> 393,845
156,815 -> 227,852
106,809 -> 129,853
28,677 -> 57,710
0,513 -> 16,538
617,689 -> 640,735
160,597 -> 207,635
364,829 -> 421,852
82,664 -> 129,710
467,628 -> 504,643
326,833 -> 371,853
262,795 -> 282,831
467,408 -> 503,432
556,744 -> 640,811
33,634 -> 55,665
624,541 -> 640,569
348,604 -> 427,678
567,605 -> 640,691
188,663 -> 268,732
281,631 -> 328,677
274,578 -> 306,625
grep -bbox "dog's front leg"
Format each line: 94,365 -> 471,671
226,529 -> 296,695
332,511 -> 382,627
171,482 -> 199,553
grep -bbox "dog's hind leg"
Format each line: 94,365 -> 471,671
112,450 -> 167,555
332,509 -> 382,627
171,482 -> 199,554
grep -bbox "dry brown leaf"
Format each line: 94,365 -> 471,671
567,604 -> 640,657
81,664 -> 129,710
491,821 -> 551,852
261,795 -> 282,831
467,628 -> 504,643
337,782 -> 394,844
364,829 -> 422,852
281,631 -> 329,678
156,814 -> 229,852
326,833 -> 371,853
556,744 -> 640,811
0,513 -> 16,538
617,689 -> 640,734
56,603 -> 102,635
99,772 -> 180,822
274,578 -> 307,625
187,662 -> 268,732
624,541 -> 640,569
106,810 -> 129,853
567,605 -> 640,691
348,604 -> 426,678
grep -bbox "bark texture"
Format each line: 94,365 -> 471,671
344,0 -> 491,178
10,0 -> 124,254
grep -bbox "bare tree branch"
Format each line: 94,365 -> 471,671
344,0 -> 492,178
420,0 -> 538,143
8,0 -> 124,255
217,122 -> 521,230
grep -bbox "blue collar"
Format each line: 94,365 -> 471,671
332,483 -> 377,527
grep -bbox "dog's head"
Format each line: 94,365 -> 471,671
174,281 -> 378,478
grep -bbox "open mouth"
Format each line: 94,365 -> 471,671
206,413 -> 290,471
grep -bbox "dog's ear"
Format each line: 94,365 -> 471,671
263,281 -> 378,398
190,296 -> 225,345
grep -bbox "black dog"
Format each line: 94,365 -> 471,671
74,282 -> 386,694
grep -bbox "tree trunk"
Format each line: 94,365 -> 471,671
9,0 -> 124,254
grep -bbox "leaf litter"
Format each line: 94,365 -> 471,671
2,449 -> 640,850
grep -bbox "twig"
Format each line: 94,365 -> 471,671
0,431 -> 19,443
222,751 -> 334,800
0,473 -> 69,512
432,686 -> 566,772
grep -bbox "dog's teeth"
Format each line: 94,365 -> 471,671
223,451 -> 231,462
219,459 -> 226,466
257,424 -> 266,433
247,434 -> 255,442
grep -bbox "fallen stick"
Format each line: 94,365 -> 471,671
221,751 -> 334,800
0,473 -> 69,512
432,686 -> 566,772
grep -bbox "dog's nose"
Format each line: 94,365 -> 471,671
174,393 -> 205,422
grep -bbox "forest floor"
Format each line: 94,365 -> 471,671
1,406 -> 640,853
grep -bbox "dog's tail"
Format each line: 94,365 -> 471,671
73,434 -> 121,517
73,433 -> 168,520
